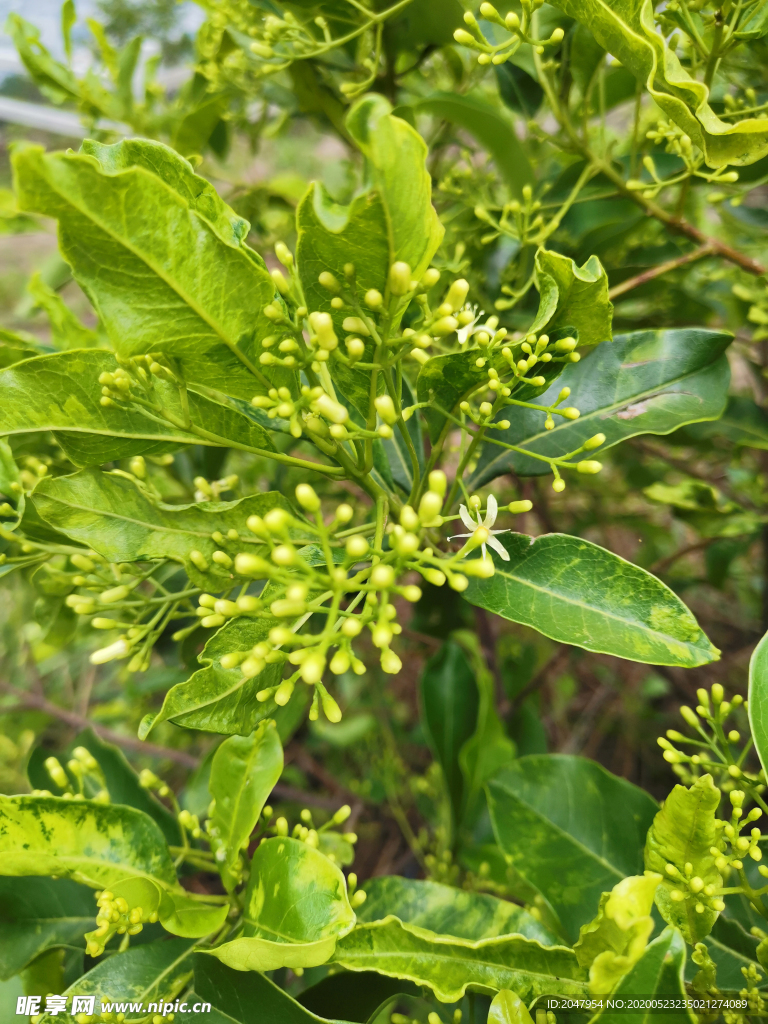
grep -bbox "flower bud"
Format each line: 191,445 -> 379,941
374,395 -> 398,424
584,433 -> 606,451
341,616 -> 363,637
309,312 -> 338,351
330,649 -> 350,674
561,407 -> 580,420
401,585 -> 422,602
100,585 -> 130,604
346,535 -> 369,559
272,545 -> 296,566
400,505 -> 420,531
314,394 -> 349,424
275,242 -> 293,268
552,479 -> 566,492
428,470 -> 447,497
420,268 -> 440,289
432,316 -> 459,336
212,550 -> 233,568
422,568 -> 446,586
90,638 -> 130,664
342,317 -> 370,336
444,279 -> 470,312
318,271 -> 341,293
419,491 -> 443,524
92,617 -> 120,629
449,573 -> 469,592
71,553 -> 95,573
381,648 -> 402,674
189,550 -> 209,571
389,262 -> 413,296
320,688 -> 342,722
233,553 -> 270,578
370,564 -> 395,589
295,483 -> 320,512
577,461 -> 602,474
346,337 -> 365,361
271,269 -> 289,294
462,558 -> 495,578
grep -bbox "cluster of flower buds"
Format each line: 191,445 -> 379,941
626,130 -> 739,202
476,184 -> 550,258
38,749 -> 109,802
662,857 -> 726,916
454,1 -> 562,66
657,684 -> 765,794
85,890 -> 157,957
97,352 -> 179,409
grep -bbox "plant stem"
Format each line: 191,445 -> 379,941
608,243 -> 716,299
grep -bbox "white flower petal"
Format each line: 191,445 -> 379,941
486,534 -> 510,561
484,493 -> 498,528
459,504 -> 476,532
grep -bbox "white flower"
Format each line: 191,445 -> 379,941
449,493 -> 510,561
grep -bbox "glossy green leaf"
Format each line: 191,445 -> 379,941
139,616 -> 284,738
0,350 -> 277,467
38,939 -> 195,1024
573,874 -> 661,995
28,272 -> 99,350
551,0 -> 768,168
345,94 -> 443,280
333,917 -> 587,1003
32,469 -> 289,589
487,755 -> 658,942
357,876 -> 558,946
419,640 -> 479,827
464,533 -> 719,667
12,140 -> 280,399
0,877 -> 94,981
417,248 -> 610,443
590,928 -> 694,1024
749,629 -> 768,777
472,328 -> 732,485
488,990 -> 535,1024
210,837 -> 355,971
208,719 -> 283,891
189,953 -> 355,1023
404,91 -> 534,198
644,774 -> 722,944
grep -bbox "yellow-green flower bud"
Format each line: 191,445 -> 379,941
711,683 -> 724,704
370,564 -> 395,589
428,470 -> 447,497
272,545 -> 297,566
90,638 -> 130,664
92,617 -> 119,629
241,656 -> 266,678
346,535 -> 369,559
100,585 -> 130,604
584,433 -> 606,450
449,573 -> 469,592
561,407 -> 580,420
680,705 -> 699,728
365,289 -> 383,309
71,553 -> 95,573
214,599 -> 240,617
462,558 -> 495,578
320,688 -> 342,722
318,271 -> 341,293
444,279 -> 469,312
330,649 -> 350,674
419,491 -> 443,524
275,243 -> 293,268
212,550 -> 233,569
309,312 -> 338,351
271,269 -> 289,295
189,549 -> 209,571
422,568 -> 446,586
374,395 -> 398,424
341,616 -> 363,637
45,757 -> 69,789
401,585 -> 422,602
577,461 -> 602,474
395,532 -> 419,556
314,394 -> 349,424
389,261 -> 413,296
346,337 -> 365,361
295,483 -> 320,512
342,317 -> 370,336
432,316 -> 459,336
508,500 -> 532,513
506,10 -> 520,29
552,479 -> 566,493
400,505 -> 420,531
420,268 -> 440,289
381,648 -> 402,674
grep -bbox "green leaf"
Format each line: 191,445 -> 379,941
750,629 -> 768,778
688,396 -> 768,449
0,877 -> 94,981
28,272 -> 99,350
208,720 -> 283,891
573,874 -> 661,995
402,92 -> 534,198
0,350 -> 277,467
590,928 -> 694,1024
298,971 -> 420,1022
139,616 -> 284,738
6,15 -> 81,106
463,533 -> 719,667
471,328 -> 732,485
333,917 -> 587,1003
644,774 -> 723,944
487,755 -> 658,942
417,249 -> 611,444
419,639 -> 479,828
38,939 -> 196,1024
102,875 -> 228,940
32,468 -> 289,589
0,794 -> 177,888
357,876 -> 558,946
345,95 -> 444,280
209,836 -> 355,971
488,990 -> 535,1024
189,953 -> 356,1023
12,140 -> 281,400
550,0 -> 768,168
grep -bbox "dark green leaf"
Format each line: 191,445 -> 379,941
487,755 -> 658,942
464,533 -> 719,667
472,328 -> 732,485
750,629 -> 768,776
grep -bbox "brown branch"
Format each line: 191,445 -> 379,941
0,683 -> 199,769
648,538 -> 718,574
608,243 -> 717,300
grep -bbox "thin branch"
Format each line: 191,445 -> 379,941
608,243 -> 717,300
0,682 -> 199,768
